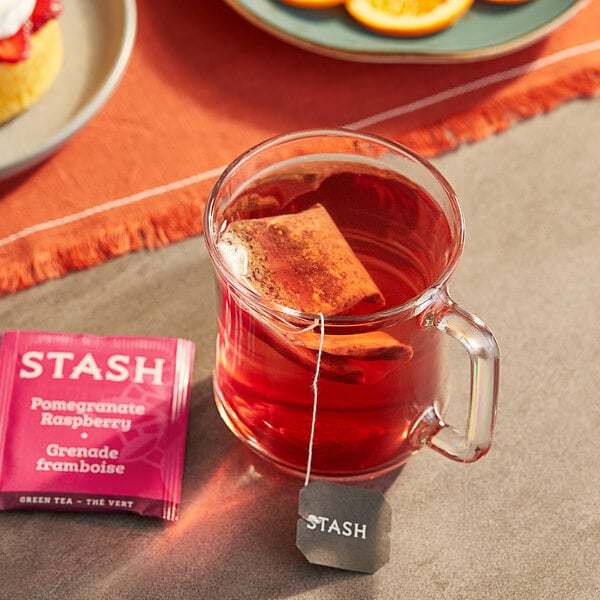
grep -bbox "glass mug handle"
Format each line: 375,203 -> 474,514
425,294 -> 500,462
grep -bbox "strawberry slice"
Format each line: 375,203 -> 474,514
0,0 -> 62,64
0,23 -> 31,64
30,0 -> 63,32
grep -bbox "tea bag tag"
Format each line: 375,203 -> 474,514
296,481 -> 391,574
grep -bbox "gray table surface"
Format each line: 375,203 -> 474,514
0,97 -> 598,600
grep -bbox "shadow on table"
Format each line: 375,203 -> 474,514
0,378 -> 401,600
161,377 -> 402,599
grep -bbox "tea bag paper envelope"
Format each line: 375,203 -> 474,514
217,203 -> 412,365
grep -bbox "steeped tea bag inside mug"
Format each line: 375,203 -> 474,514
218,203 -> 385,315
217,203 -> 410,371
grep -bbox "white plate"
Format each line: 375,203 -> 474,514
0,0 -> 137,181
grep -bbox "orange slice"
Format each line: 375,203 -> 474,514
279,0 -> 345,7
345,0 -> 475,37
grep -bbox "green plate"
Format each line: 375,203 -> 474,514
224,0 -> 587,62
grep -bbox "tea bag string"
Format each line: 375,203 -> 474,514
262,311 -> 325,486
304,312 -> 325,487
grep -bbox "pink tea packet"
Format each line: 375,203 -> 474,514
0,330 -> 195,521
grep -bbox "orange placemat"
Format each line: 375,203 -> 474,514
1,0 -> 599,294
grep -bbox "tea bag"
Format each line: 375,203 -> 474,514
218,203 -> 384,315
274,329 -> 412,384
218,203 -> 411,379
287,330 -> 411,361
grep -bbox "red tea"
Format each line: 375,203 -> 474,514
213,164 -> 453,479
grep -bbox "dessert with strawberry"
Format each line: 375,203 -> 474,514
0,0 -> 63,125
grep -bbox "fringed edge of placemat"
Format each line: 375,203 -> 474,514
400,66 -> 600,156
1,63 -> 599,296
0,201 -> 205,295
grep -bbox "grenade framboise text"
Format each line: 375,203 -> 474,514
36,443 -> 126,475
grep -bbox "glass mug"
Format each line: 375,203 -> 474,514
204,129 -> 499,481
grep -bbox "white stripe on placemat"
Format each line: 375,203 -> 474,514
0,167 -> 225,248
343,39 -> 600,130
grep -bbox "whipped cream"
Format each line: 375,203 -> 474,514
0,0 -> 35,39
